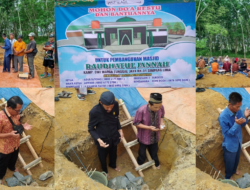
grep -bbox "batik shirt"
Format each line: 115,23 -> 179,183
133,104 -> 165,145
0,108 -> 21,154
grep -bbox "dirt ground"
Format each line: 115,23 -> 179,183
196,57 -> 250,88
196,168 -> 250,190
196,89 -> 250,189
54,88 -> 196,190
0,102 -> 54,189
0,43 -> 54,88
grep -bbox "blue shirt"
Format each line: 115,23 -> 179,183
219,106 -> 248,153
2,38 -> 11,57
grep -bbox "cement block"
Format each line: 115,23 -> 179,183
39,171 -> 54,181
108,178 -> 116,189
236,173 -> 250,188
125,172 -> 136,181
20,175 -> 33,185
13,172 -> 24,181
132,177 -> 144,186
127,182 -> 138,190
5,177 -> 19,187
120,177 -> 127,189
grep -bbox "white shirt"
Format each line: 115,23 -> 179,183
9,39 -> 17,55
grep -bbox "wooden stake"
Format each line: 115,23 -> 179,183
213,171 -> 217,179
216,170 -> 221,180
210,167 -> 213,175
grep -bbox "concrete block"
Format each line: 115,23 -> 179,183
125,172 -> 136,181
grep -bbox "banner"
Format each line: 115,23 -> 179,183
55,0 -> 196,88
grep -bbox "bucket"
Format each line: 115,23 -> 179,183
219,179 -> 239,187
88,171 -> 108,186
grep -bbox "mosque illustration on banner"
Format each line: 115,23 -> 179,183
58,12 -> 195,53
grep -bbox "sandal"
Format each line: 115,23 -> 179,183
77,94 -> 85,101
196,88 -> 205,92
87,90 -> 96,94
40,75 -> 48,78
62,90 -> 73,95
57,93 -> 71,98
40,72 -> 51,77
49,78 -> 54,82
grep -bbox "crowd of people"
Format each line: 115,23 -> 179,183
1,33 -> 55,82
196,55 -> 250,80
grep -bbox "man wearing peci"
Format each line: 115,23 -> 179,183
133,93 -> 165,169
88,91 -> 124,178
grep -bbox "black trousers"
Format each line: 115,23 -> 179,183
137,142 -> 159,167
0,148 -> 19,179
97,143 -> 117,174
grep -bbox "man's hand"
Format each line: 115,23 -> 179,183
244,107 -> 250,118
119,129 -> 124,142
148,126 -> 160,132
24,54 -> 27,58
235,117 -> 246,125
23,121 -> 32,130
9,131 -> 20,138
97,138 -> 109,148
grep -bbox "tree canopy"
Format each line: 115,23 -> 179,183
196,0 -> 250,58
0,0 -> 54,43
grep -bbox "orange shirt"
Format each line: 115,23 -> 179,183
0,108 -> 20,154
13,40 -> 26,56
211,62 -> 219,72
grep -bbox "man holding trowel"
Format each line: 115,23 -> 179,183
88,91 -> 124,178
0,96 -> 32,185
133,93 -> 165,169
219,92 -> 250,180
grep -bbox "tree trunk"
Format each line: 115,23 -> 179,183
235,37 -> 237,55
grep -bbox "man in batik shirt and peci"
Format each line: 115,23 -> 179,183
133,93 -> 165,169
